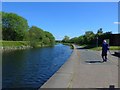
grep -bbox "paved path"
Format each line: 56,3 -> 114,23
40,45 -> 119,88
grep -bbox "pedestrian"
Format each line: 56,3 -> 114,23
101,40 -> 109,62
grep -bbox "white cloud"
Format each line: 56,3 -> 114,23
114,22 -> 120,24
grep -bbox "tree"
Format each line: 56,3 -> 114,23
84,31 -> 95,44
28,26 -> 45,47
69,37 -> 79,44
104,31 -> 112,35
97,28 -> 103,33
2,12 -> 28,41
44,31 -> 55,45
97,28 -> 103,36
2,12 -> 55,47
78,35 -> 84,45
26,26 -> 55,47
62,36 -> 70,43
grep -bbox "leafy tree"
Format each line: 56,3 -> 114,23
104,31 -> 112,35
84,31 -> 95,44
2,12 -> 28,41
97,28 -> 103,34
62,36 -> 70,43
26,26 -> 55,47
69,31 -> 95,45
78,35 -> 84,45
65,28 -> 113,47
2,12 -> 55,47
44,31 -> 55,45
28,26 -> 45,47
43,37 -> 50,45
69,37 -> 79,44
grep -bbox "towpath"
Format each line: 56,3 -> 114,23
40,44 -> 119,88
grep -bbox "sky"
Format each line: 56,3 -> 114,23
2,2 -> 118,40
2,0 -> 120,2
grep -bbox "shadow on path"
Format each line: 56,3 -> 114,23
76,47 -> 87,49
85,60 -> 103,64
76,45 -> 96,50
111,54 -> 120,58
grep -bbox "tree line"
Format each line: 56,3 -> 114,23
62,28 -> 112,47
1,12 -> 55,47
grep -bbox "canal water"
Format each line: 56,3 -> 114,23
2,44 -> 73,89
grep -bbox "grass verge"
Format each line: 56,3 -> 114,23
90,46 -> 120,51
1,41 -> 30,47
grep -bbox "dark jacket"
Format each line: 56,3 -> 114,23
102,42 -> 109,53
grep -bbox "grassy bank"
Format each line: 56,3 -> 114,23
0,41 -> 31,51
76,44 -> 120,51
0,41 -> 55,51
90,46 -> 120,51
1,41 -> 29,47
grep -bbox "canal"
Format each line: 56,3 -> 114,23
2,44 -> 73,89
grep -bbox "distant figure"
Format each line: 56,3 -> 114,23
102,40 -> 109,62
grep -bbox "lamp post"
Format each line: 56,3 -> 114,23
97,37 -> 98,48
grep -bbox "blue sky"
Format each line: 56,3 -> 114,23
2,2 -> 118,40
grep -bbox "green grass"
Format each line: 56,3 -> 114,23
0,41 -> 55,48
77,44 -> 120,51
108,46 -> 120,50
0,41 -> 30,47
90,47 -> 102,51
91,46 -> 120,51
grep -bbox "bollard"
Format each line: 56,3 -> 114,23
109,85 -> 115,90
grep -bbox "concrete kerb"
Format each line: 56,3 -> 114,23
40,44 -> 78,88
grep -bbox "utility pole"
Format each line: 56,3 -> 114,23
97,37 -> 98,48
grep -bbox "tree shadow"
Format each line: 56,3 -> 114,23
76,45 -> 96,49
76,47 -> 87,49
